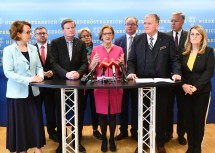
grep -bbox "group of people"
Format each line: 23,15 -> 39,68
2,12 -> 214,153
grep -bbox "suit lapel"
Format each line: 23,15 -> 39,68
183,53 -> 191,71
178,30 -> 187,52
152,32 -> 162,61
61,37 -> 71,62
139,34 -> 147,70
35,43 -> 44,66
15,45 -> 29,63
71,38 -> 77,62
122,35 -> 127,60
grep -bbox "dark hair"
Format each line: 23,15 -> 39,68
9,21 -> 31,41
61,19 -> 76,29
34,26 -> 47,34
98,24 -> 115,40
125,16 -> 138,26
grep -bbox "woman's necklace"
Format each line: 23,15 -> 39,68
103,44 -> 112,50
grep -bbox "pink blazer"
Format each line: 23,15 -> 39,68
90,45 -> 123,114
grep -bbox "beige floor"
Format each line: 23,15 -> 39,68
0,124 -> 215,153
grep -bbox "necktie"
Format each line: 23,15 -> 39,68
41,45 -> 45,65
68,41 -> 73,61
127,35 -> 133,60
175,32 -> 179,50
149,37 -> 154,50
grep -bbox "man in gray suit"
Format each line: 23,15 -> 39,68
165,12 -> 188,145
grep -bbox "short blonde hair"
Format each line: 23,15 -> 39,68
98,24 -> 115,41
183,25 -> 208,55
78,27 -> 92,39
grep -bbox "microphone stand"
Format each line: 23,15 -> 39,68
100,66 -> 107,84
81,62 -> 99,84
119,62 -> 128,83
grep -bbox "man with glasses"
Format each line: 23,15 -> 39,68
114,16 -> 139,141
51,19 -> 88,153
34,26 -> 58,143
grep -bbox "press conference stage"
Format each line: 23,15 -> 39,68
0,124 -> 215,153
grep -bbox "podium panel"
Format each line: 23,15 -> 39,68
31,79 -> 180,153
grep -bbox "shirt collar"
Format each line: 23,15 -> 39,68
147,33 -> 158,42
126,33 -> 136,39
173,29 -> 182,37
37,42 -> 47,49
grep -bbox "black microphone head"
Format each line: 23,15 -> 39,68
119,62 -> 124,68
81,76 -> 88,84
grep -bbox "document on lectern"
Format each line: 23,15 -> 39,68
135,78 -> 174,83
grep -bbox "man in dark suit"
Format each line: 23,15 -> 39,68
114,16 -> 138,141
51,19 -> 88,153
127,14 -> 181,153
165,12 -> 188,145
34,26 -> 58,142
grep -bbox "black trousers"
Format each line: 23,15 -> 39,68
39,87 -> 57,135
166,85 -> 186,137
55,89 -> 85,144
143,86 -> 171,147
119,88 -> 138,135
183,92 -> 210,153
85,89 -> 99,131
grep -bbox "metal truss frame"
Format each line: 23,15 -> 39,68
61,88 -> 79,153
138,87 -> 156,153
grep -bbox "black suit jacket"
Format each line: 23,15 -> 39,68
167,30 -> 188,54
127,32 -> 181,78
181,47 -> 215,93
51,36 -> 88,79
35,43 -> 53,80
114,34 -> 137,63
114,35 -> 127,61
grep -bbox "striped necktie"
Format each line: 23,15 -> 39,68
149,37 -> 154,50
127,35 -> 133,60
67,41 -> 73,61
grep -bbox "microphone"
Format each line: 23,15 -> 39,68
109,59 -> 119,77
81,62 -> 99,84
119,62 -> 127,82
99,58 -> 109,76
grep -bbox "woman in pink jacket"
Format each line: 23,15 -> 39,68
89,25 -> 124,152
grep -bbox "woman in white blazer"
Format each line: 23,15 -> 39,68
3,21 -> 45,153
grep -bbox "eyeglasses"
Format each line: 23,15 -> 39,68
81,34 -> 91,39
102,32 -> 112,36
36,32 -> 47,35
125,23 -> 137,27
190,33 -> 201,37
22,30 -> 32,35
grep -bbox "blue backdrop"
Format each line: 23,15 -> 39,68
0,0 -> 215,126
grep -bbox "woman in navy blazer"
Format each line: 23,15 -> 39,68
3,21 -> 45,153
181,25 -> 215,153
